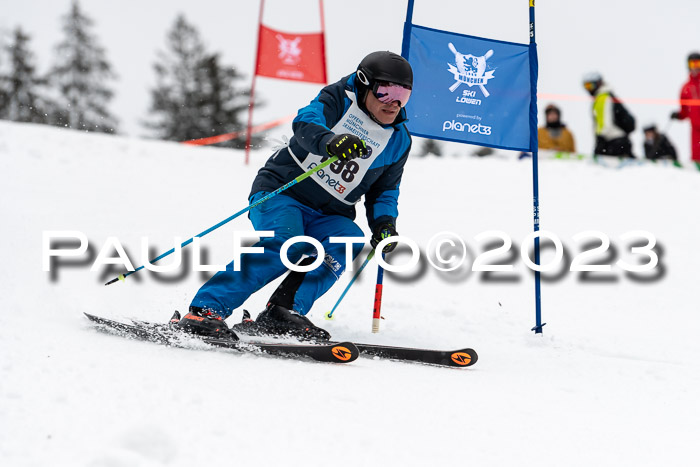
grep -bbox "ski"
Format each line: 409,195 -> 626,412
347,343 -> 477,368
232,317 -> 477,368
84,313 -> 359,364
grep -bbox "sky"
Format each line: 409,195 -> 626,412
0,0 -> 697,160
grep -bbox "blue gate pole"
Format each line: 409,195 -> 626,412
401,0 -> 415,58
529,0 -> 545,333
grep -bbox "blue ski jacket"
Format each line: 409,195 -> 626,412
250,73 -> 412,231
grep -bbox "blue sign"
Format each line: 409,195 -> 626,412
405,25 -> 531,151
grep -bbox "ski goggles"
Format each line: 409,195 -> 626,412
689,59 -> 700,70
583,81 -> 598,92
372,82 -> 412,107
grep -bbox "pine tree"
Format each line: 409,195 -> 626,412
0,34 -> 6,116
49,0 -> 118,133
0,35 -> 9,119
147,14 -> 207,141
195,53 -> 257,148
147,15 -> 259,147
0,27 -> 53,124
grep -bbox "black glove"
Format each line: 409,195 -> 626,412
326,134 -> 368,160
370,223 -> 398,253
670,111 -> 682,120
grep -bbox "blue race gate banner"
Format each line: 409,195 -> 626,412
405,24 -> 531,151
400,0 -> 544,334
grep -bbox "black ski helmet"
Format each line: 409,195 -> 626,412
356,51 -> 413,103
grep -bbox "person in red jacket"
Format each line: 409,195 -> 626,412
671,52 -> 700,169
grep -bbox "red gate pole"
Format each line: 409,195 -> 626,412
319,0 -> 327,84
245,0 -> 266,165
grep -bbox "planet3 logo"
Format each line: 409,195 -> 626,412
442,120 -> 492,135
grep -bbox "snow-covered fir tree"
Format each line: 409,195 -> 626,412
196,53 -> 255,148
0,27 -> 54,124
49,0 -> 118,133
0,34 -> 6,115
147,15 -> 260,147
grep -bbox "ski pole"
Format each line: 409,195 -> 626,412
372,254 -> 385,333
105,155 -> 339,285
325,248 -> 375,320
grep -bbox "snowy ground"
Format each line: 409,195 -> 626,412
1,121 -> 699,466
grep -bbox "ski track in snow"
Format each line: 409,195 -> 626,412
1,121 -> 699,466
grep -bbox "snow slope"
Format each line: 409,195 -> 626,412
1,120 -> 700,466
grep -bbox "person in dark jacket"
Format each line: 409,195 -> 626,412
178,51 -> 414,340
642,123 -> 677,162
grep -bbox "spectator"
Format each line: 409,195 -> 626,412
670,52 -> 700,170
642,123 -> 678,162
538,103 -> 576,153
582,72 -> 635,158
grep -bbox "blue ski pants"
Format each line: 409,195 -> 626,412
190,192 -> 365,317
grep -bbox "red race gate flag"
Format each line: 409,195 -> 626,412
255,25 -> 327,84
245,0 -> 327,164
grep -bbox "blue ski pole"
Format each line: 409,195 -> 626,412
325,249 -> 375,320
105,155 -> 339,285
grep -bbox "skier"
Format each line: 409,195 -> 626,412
538,103 -> 576,153
670,52 -> 700,170
176,51 -> 414,340
582,72 -> 636,158
642,122 -> 678,162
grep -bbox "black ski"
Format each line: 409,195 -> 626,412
348,343 -> 477,368
84,313 -> 358,364
232,317 -> 477,368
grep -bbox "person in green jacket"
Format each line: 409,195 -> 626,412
583,72 -> 635,158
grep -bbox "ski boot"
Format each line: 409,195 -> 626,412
255,303 -> 331,341
173,307 -> 238,340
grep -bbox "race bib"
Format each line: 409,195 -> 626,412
290,92 -> 393,204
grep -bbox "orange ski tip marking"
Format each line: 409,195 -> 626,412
450,351 -> 472,366
331,346 -> 353,362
